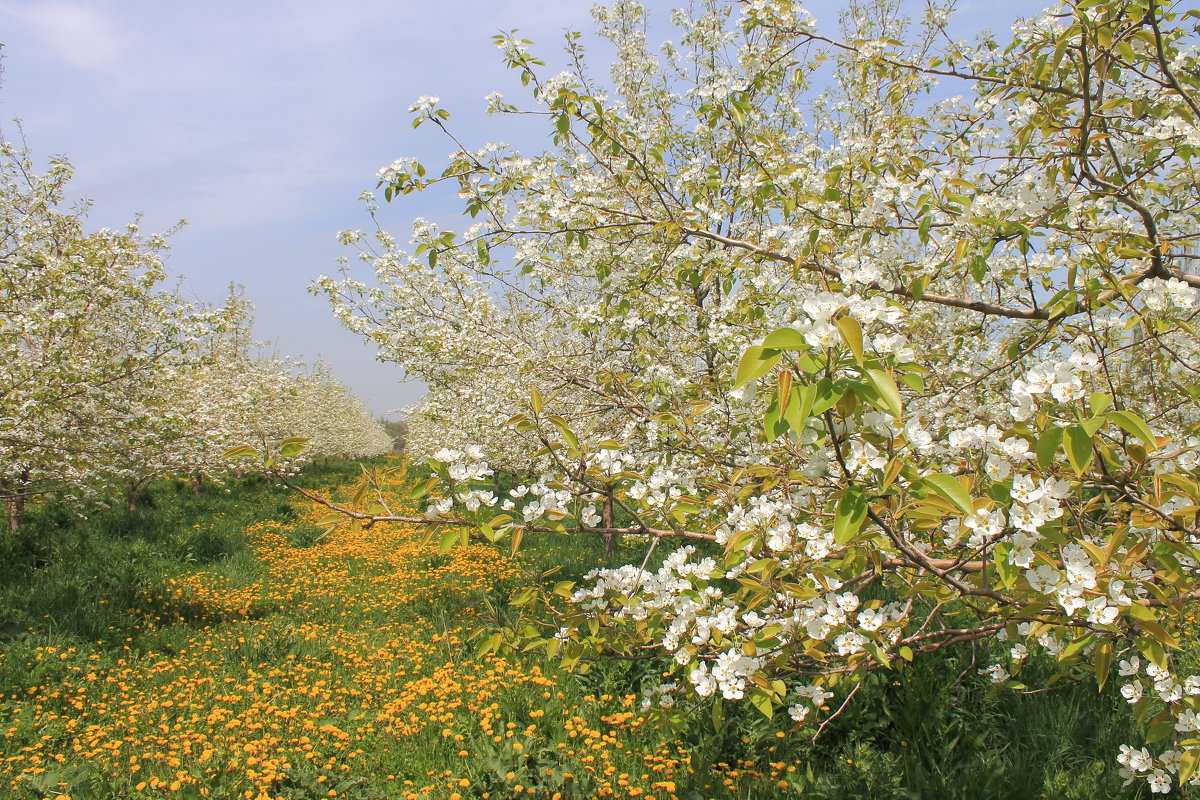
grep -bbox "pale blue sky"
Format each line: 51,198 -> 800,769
0,0 -> 1043,416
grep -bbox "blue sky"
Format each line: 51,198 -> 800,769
0,0 -> 1044,416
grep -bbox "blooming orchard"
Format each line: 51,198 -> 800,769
319,0 -> 1200,792
0,140 -> 392,527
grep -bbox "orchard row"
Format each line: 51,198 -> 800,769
0,141 -> 392,530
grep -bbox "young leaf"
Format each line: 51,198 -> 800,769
1089,392 -> 1113,415
734,346 -> 781,388
810,378 -> 843,416
864,369 -> 903,418
1107,410 -> 1158,451
750,690 -> 775,719
761,327 -> 809,350
1036,427 -> 1064,469
835,316 -> 864,365
993,543 -> 1018,589
917,474 -> 974,516
764,400 -> 782,443
438,528 -> 459,555
1180,750 -> 1200,784
1064,426 -> 1094,475
280,437 -> 310,458
1093,641 -> 1113,692
782,383 -> 816,434
777,370 -> 794,414
834,490 -> 868,545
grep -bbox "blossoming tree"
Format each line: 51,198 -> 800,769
0,140 -> 393,525
319,0 -> 1200,791
0,141 -> 199,525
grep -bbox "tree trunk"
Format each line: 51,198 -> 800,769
602,494 -> 616,557
5,473 -> 29,532
6,492 -> 24,532
192,472 -> 202,498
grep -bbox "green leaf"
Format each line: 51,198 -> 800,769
810,378 -> 842,416
835,316 -> 864,365
761,327 -> 809,350
1139,619 -> 1180,650
280,437 -> 309,458
548,415 -> 579,453
1137,636 -> 1168,669
1036,427 -> 1064,469
1089,393 -> 1113,415
782,383 -> 816,433
880,457 -> 905,493
993,543 -> 1018,589
797,353 -> 823,376
1146,719 -> 1175,744
1180,750 -> 1200,784
1064,426 -> 1094,475
1107,410 -> 1158,451
734,346 -> 781,388
834,490 -> 869,545
223,445 -> 258,460
510,587 -> 537,607
866,643 -> 891,667
750,690 -> 775,719
1125,603 -> 1157,622
917,215 -> 932,245
1093,641 -> 1114,693
917,474 -> 974,516
409,477 -> 437,501
764,400 -> 783,443
864,369 -> 903,418
437,528 -> 459,555
1058,633 -> 1093,662
899,372 -> 925,392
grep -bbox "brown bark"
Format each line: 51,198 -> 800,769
602,494 -> 616,557
6,493 -> 24,532
4,473 -> 29,531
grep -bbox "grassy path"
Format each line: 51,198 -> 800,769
1,463 -> 1144,800
0,465 -> 771,800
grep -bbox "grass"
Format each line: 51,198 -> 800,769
0,458 -> 1170,799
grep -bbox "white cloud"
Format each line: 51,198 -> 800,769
5,2 -> 126,72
